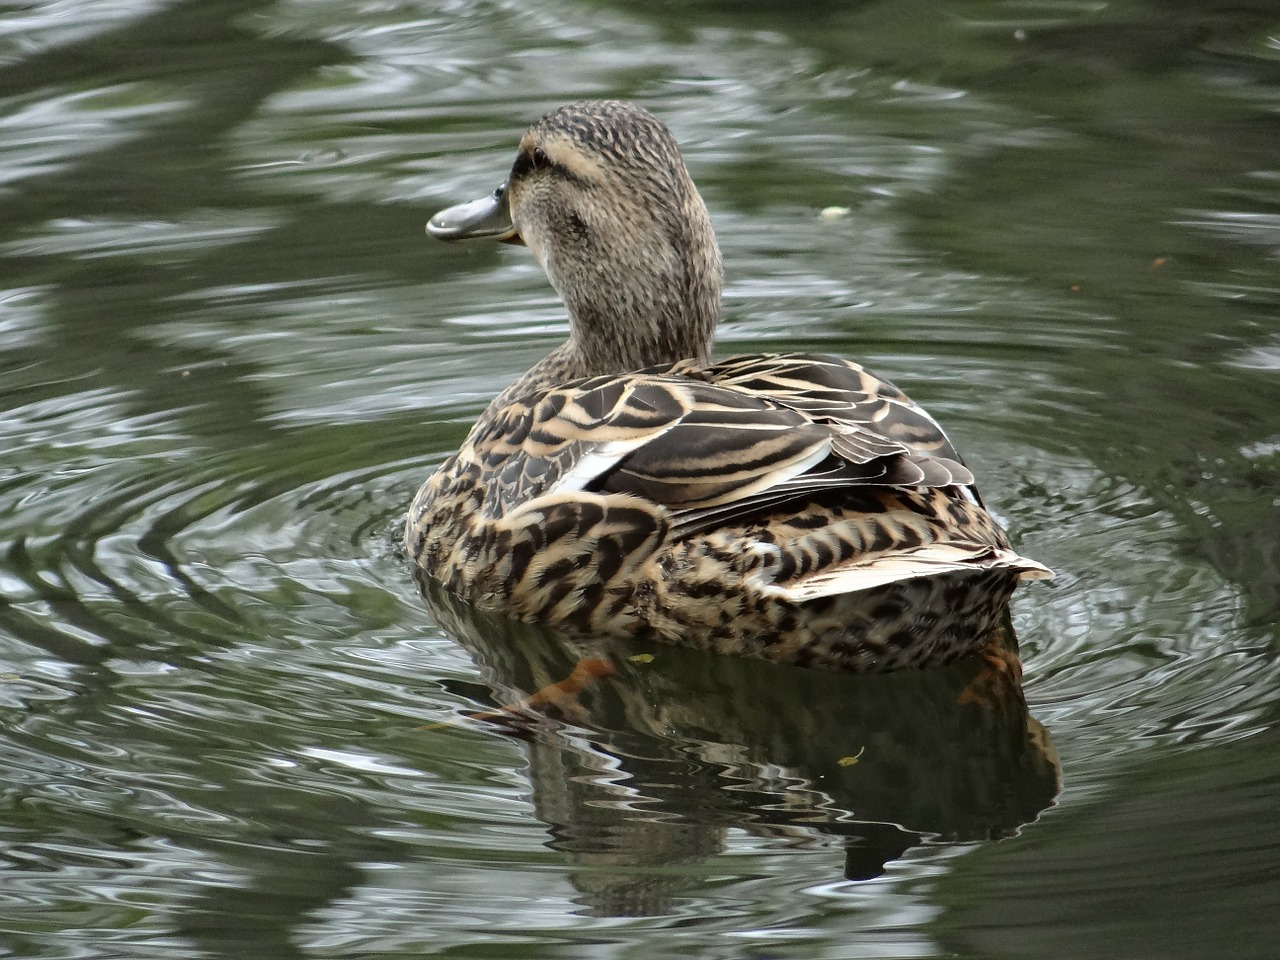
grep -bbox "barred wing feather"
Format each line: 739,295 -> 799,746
472,355 -> 975,527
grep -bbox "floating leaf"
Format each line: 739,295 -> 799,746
837,746 -> 866,767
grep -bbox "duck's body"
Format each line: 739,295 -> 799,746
407,101 -> 1049,672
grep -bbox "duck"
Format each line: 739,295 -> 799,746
406,100 -> 1051,672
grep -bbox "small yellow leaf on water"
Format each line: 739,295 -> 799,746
819,206 -> 850,222
628,653 -> 655,664
837,746 -> 867,767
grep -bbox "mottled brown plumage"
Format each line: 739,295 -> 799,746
408,100 -> 1050,671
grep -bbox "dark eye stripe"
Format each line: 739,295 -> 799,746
512,147 -> 551,180
511,150 -> 535,179
510,146 -> 586,185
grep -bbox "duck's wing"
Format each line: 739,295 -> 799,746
470,356 -> 971,529
691,352 -> 968,467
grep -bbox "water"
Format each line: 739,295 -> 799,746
2,0 -> 1278,957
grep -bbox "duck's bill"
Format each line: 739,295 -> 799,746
426,183 -> 522,243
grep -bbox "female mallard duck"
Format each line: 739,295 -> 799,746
407,100 -> 1050,672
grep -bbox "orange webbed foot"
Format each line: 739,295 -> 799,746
464,657 -> 618,729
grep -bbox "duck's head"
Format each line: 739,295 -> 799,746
429,101 -> 723,373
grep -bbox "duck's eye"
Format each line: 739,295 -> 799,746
511,147 -> 551,180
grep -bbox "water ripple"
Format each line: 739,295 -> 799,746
1009,452 -> 1280,782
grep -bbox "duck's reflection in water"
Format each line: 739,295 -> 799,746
422,582 -> 1058,917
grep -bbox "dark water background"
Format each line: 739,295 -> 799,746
2,1 -> 1279,957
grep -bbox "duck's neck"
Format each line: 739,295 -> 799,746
563,266 -> 721,376
552,200 -> 724,379
486,270 -> 720,413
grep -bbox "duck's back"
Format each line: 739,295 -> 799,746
405,353 -> 1049,671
